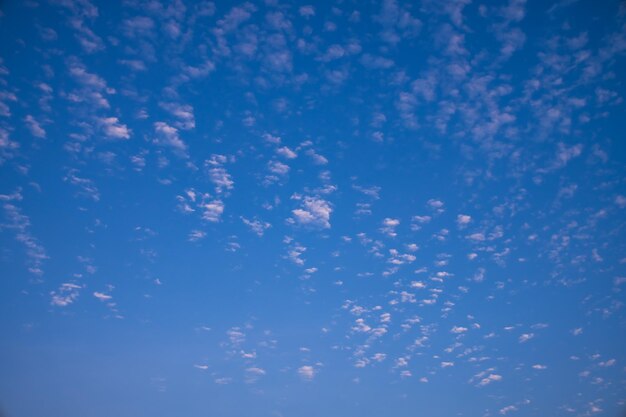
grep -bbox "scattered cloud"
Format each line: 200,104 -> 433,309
298,365 -> 316,381
290,196 -> 332,229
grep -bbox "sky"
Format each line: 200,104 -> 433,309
0,0 -> 625,416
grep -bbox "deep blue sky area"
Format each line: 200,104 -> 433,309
0,0 -> 625,416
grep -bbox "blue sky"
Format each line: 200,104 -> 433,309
1,0 -> 626,416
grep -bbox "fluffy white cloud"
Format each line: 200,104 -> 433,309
287,242 -> 307,265
298,365 -> 316,381
207,154 -> 234,193
276,146 -> 297,159
380,218 -> 400,237
268,160 -> 290,175
451,326 -> 468,334
477,373 -> 502,387
291,197 -> 332,229
427,199 -> 444,213
100,117 -> 130,139
457,214 -> 471,226
154,122 -> 186,152
200,199 -> 224,222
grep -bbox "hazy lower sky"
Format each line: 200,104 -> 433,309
1,0 -> 625,416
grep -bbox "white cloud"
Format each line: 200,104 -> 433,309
66,58 -> 111,109
305,149 -> 328,165
477,373 -> 502,386
154,122 -> 186,152
406,243 -> 419,251
245,367 -> 266,383
352,318 -> 372,333
388,249 -> 415,265
200,199 -> 224,222
93,291 -> 112,301
1,201 -> 48,275
207,154 -> 234,193
411,215 -> 431,230
209,167 -> 233,193
500,405 -> 517,415
380,218 -> 400,237
246,367 -> 266,375
543,142 -> 583,171
290,197 -> 332,229
188,230 -> 206,242
457,214 -> 471,226
298,365 -> 316,381
177,189 -> 225,223
214,377 -> 232,385
24,115 -> 46,138
427,199 -> 444,212
268,160 -> 290,175
287,242 -> 307,265
0,128 -> 18,157
451,326 -> 468,334
599,359 -> 616,367
160,102 -> 195,130
518,333 -> 534,343
227,328 -> 245,346
241,217 -> 271,237
50,283 -> 81,307
100,117 -> 130,139
468,233 -> 486,241
353,185 -> 381,199
395,357 -> 409,367
276,146 -> 297,159
263,133 -> 281,144
68,59 -> 107,89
